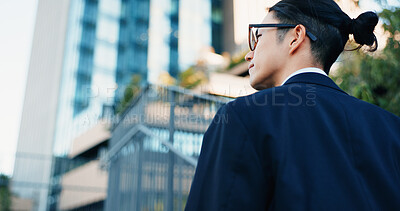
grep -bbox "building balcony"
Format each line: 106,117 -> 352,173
103,85 -> 230,211
58,160 -> 107,210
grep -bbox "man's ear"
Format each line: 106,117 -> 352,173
288,24 -> 307,55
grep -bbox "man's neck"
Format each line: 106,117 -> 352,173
280,67 -> 327,86
275,64 -> 324,86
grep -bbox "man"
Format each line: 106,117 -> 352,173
185,0 -> 400,210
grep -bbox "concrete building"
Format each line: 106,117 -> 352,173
11,0 -> 70,210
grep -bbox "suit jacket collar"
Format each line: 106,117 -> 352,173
283,73 -> 348,95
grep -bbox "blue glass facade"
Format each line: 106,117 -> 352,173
50,1 -> 121,209
212,0 -> 223,54
52,0 -> 223,170
169,0 -> 179,78
74,0 -> 98,116
53,0 -> 120,156
50,0 -> 223,209
114,0 -> 151,104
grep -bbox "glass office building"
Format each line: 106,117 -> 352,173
49,1 -> 121,209
47,0 -> 224,209
53,0 -> 121,156
53,0 -> 223,156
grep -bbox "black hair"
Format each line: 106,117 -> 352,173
269,0 -> 378,73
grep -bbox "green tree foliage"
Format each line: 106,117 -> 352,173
116,74 -> 142,114
0,174 -> 11,211
178,66 -> 208,89
227,51 -> 247,70
333,7 -> 400,116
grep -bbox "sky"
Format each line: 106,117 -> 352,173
0,0 -> 399,176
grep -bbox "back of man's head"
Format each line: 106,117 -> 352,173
269,0 -> 378,73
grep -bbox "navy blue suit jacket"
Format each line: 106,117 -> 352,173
185,73 -> 400,211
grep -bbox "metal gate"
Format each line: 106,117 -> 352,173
103,85 -> 230,211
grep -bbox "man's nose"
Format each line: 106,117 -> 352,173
245,51 -> 254,62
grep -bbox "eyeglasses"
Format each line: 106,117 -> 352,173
248,24 -> 318,51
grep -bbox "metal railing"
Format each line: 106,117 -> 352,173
104,85 -> 230,211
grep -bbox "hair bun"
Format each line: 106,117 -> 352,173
346,11 -> 378,48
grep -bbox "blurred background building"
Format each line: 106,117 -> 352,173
9,0 -> 396,210
11,0 -> 274,210
11,1 -> 71,210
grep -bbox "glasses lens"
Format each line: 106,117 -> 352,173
250,28 -> 256,50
